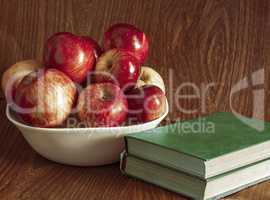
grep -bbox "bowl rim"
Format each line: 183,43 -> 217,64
6,99 -> 169,132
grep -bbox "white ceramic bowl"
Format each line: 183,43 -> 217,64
6,101 -> 168,166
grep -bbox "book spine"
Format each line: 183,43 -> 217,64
124,136 -> 129,154
120,151 -> 127,174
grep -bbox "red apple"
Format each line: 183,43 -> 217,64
80,37 -> 103,87
77,83 -> 128,127
104,23 -> 149,63
2,60 -> 41,103
126,85 -> 166,122
44,32 -> 95,83
82,36 -> 103,62
136,66 -> 165,93
14,68 -> 77,128
94,49 -> 140,91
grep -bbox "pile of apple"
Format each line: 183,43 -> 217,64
2,23 -> 167,128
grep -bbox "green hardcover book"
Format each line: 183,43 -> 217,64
120,152 -> 270,200
125,112 -> 270,179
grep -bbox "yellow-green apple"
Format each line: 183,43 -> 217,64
2,60 -> 41,103
44,32 -> 95,83
14,68 -> 77,128
136,66 -> 165,93
77,83 -> 128,127
126,85 -> 166,122
104,23 -> 149,63
94,49 -> 140,91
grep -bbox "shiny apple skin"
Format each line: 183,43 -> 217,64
126,85 -> 166,122
82,36 -> 103,62
81,37 -> 103,86
2,60 -> 41,104
104,23 -> 149,63
14,68 -> 77,128
44,32 -> 95,83
95,49 -> 140,91
78,83 -> 128,127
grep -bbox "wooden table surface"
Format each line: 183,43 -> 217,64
0,0 -> 270,199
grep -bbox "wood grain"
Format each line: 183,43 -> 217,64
0,0 -> 269,199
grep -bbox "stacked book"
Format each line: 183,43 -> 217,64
121,112 -> 270,200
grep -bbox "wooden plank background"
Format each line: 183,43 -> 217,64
0,0 -> 269,199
